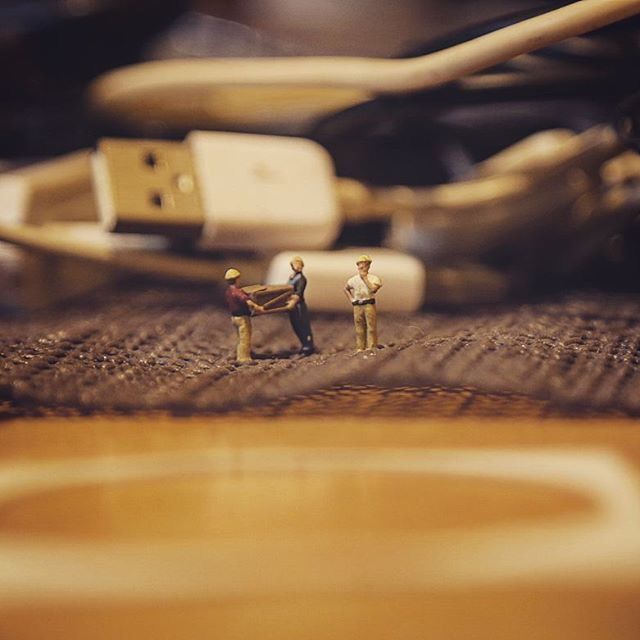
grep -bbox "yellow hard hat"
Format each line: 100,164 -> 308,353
290,255 -> 304,267
356,254 -> 372,264
224,268 -> 241,280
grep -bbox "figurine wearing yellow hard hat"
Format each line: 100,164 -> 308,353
224,267 -> 264,362
344,255 -> 382,352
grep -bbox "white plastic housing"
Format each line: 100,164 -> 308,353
266,248 -> 426,312
188,131 -> 341,251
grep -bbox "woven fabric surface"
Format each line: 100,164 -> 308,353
1,285 -> 640,415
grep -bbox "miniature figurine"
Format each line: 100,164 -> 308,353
344,254 -> 382,352
286,256 -> 315,356
224,268 -> 263,362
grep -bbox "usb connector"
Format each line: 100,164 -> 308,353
92,139 -> 204,236
92,132 -> 342,251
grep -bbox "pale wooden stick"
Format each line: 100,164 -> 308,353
262,291 -> 294,310
255,305 -> 291,316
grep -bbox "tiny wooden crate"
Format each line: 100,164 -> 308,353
242,284 -> 294,313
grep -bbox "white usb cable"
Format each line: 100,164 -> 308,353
89,0 -> 640,130
92,132 -> 342,250
0,125 -> 634,310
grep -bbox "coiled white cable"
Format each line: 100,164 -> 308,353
89,0 -> 640,129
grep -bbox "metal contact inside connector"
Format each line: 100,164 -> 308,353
143,151 -> 161,170
93,138 -> 205,236
149,191 -> 164,208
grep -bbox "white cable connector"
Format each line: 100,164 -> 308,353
92,132 -> 342,252
8,127 -> 623,309
266,249 -> 427,313
0,150 -> 96,225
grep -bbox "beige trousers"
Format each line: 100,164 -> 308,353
353,304 -> 377,351
231,315 -> 252,362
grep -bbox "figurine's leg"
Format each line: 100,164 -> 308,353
289,307 -> 305,348
364,304 -> 378,349
297,301 -> 315,353
353,305 -> 366,351
232,316 -> 252,362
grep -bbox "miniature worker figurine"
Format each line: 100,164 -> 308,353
224,268 -> 263,362
286,256 -> 315,356
344,255 -> 382,352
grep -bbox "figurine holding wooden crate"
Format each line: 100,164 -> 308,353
225,263 -> 314,361
286,256 -> 315,356
223,268 -> 265,362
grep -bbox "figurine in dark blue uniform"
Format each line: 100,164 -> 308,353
287,256 -> 315,356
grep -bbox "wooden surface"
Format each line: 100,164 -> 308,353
1,411 -> 640,639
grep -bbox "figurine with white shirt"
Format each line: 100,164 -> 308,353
344,254 -> 382,352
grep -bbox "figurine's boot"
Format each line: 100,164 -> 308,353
232,316 -> 252,362
298,328 -> 315,355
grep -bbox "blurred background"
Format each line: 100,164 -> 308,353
0,0 -> 549,157
1,0 -> 634,152
3,0 -> 640,305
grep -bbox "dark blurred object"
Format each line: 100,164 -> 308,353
0,0 -> 185,157
618,91 -> 640,152
5,0 -> 640,301
144,10 -> 299,61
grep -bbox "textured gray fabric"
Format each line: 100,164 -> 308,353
1,286 -> 640,414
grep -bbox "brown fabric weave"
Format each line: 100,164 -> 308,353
2,285 -> 640,415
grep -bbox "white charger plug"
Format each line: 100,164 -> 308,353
266,248 -> 427,313
92,131 -> 341,252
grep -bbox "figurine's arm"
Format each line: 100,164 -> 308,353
247,299 -> 265,315
285,294 -> 300,311
362,275 -> 382,294
344,284 -> 355,303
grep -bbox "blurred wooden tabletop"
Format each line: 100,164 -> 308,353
1,400 -> 640,639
